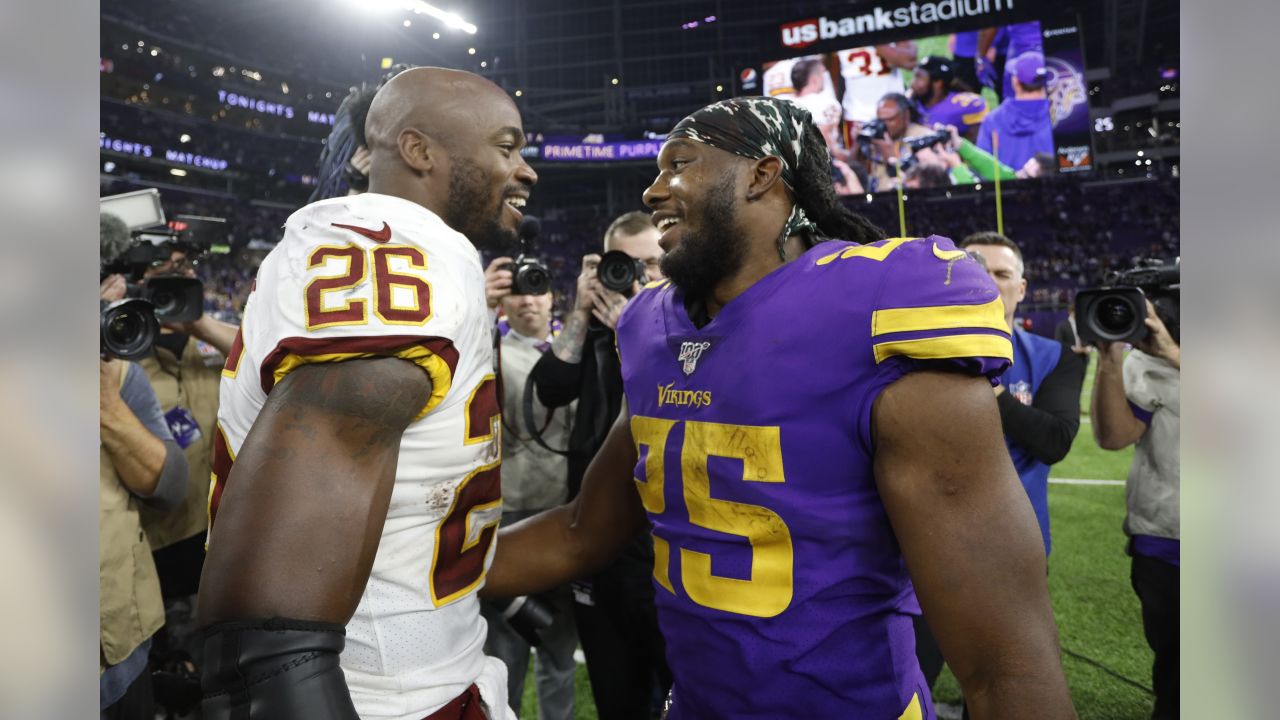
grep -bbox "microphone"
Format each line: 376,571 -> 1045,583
518,215 -> 541,252
100,212 -> 131,267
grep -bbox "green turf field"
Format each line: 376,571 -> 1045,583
520,357 -> 1156,719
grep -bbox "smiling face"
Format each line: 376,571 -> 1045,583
500,290 -> 553,338
642,138 -> 747,296
440,91 -> 538,251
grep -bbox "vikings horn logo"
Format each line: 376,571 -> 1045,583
678,341 -> 712,376
1045,57 -> 1086,129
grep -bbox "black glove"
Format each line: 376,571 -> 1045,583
201,618 -> 358,719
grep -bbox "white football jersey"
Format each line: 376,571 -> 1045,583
837,45 -> 907,123
212,193 -> 514,720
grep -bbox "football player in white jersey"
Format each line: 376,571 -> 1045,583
197,67 -> 537,720
837,41 -> 917,125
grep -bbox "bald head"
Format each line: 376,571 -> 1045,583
364,67 -> 537,252
365,67 -> 515,157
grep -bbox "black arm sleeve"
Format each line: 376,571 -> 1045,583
996,344 -> 1085,465
529,350 -> 586,408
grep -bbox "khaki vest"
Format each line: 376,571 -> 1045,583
100,362 -> 165,668
138,335 -> 223,549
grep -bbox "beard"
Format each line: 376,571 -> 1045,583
443,158 -> 517,252
660,172 -> 744,298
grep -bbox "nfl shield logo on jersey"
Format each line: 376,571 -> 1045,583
678,341 -> 711,376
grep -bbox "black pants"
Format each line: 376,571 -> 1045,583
574,553 -> 672,720
1131,555 -> 1179,720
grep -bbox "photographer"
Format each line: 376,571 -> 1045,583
864,93 -> 932,191
524,210 -> 671,720
480,288 -> 579,719
100,355 -> 188,718
1091,297 -> 1180,720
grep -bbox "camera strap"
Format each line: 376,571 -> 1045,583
521,371 -> 573,456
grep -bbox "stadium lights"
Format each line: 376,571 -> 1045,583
514,90 -> 523,97
611,77 -> 619,85
351,0 -> 477,34
404,19 -> 411,26
975,183 -> 983,190
468,47 -> 476,54
179,133 -> 191,143
170,168 -> 188,177
1136,150 -> 1144,157
480,61 -> 487,68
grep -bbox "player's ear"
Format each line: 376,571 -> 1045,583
745,156 -> 784,202
397,128 -> 435,173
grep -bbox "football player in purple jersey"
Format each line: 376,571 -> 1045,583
484,97 -> 1075,720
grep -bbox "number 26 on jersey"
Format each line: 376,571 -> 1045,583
305,244 -> 433,330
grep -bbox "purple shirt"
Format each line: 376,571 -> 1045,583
615,236 -> 1012,719
921,91 -> 989,135
953,30 -> 979,58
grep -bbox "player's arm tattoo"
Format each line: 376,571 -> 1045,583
551,311 -> 590,363
269,357 -> 430,453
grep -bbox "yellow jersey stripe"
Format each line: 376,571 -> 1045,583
873,333 -> 1013,364
898,693 -> 923,720
272,345 -> 454,419
872,296 -> 1007,336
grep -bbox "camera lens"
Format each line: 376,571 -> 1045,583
1096,296 -> 1135,334
101,298 -> 159,360
150,289 -> 180,316
521,265 -> 550,296
597,251 -> 639,293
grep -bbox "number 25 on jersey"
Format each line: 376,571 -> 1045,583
632,417 -> 794,618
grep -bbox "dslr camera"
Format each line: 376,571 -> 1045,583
1075,258 -> 1180,346
596,250 -> 647,295
855,118 -> 889,156
504,254 -> 551,296
504,216 -> 551,295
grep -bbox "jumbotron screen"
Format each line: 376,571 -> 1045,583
736,2 -> 1093,195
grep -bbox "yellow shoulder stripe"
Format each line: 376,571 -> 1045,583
873,296 -> 1006,336
873,333 -> 1013,364
272,345 -> 454,420
643,278 -> 670,290
817,237 -> 917,266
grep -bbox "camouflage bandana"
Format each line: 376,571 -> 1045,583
668,97 -> 821,255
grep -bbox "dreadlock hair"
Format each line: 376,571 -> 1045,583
791,122 -> 885,250
309,64 -> 417,203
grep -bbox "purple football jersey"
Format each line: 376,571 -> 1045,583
615,236 -> 1011,719
921,91 -> 989,134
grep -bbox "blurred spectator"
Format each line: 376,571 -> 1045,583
978,52 -> 1055,172
99,357 -> 188,718
482,290 -> 579,719
910,55 -> 988,141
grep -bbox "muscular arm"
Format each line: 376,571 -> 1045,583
482,412 -> 648,598
1091,347 -> 1147,450
977,27 -> 999,59
997,346 -> 1085,464
197,357 -> 429,626
874,371 -> 1075,720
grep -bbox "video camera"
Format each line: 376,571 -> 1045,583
99,189 -> 225,359
504,216 -> 551,296
1075,258 -> 1180,346
904,130 -> 952,153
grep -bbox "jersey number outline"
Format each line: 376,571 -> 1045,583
429,375 -> 502,606
632,417 -> 793,618
305,244 -> 432,330
844,48 -> 890,78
